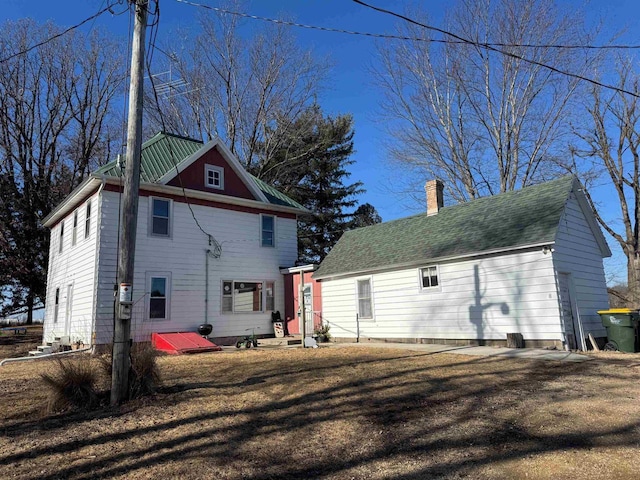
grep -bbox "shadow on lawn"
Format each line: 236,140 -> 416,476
2,351 -> 639,479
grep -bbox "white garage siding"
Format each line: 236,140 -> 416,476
93,189 -> 298,345
553,193 -> 610,340
321,249 -> 562,344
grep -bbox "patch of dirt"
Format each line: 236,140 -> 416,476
0,325 -> 42,358
1,345 -> 640,479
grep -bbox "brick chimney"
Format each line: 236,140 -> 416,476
425,179 -> 444,216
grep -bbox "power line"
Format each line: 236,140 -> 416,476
145,1 -> 222,257
352,0 -> 640,99
174,0 -> 640,51
0,0 -> 129,64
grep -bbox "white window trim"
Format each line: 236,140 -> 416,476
53,287 -> 60,324
260,214 -> 276,248
58,221 -> 64,254
419,265 -> 441,291
222,279 -> 271,314
205,164 -> 224,190
84,200 -> 91,239
149,196 -> 172,238
72,210 -> 78,246
146,272 -> 171,321
355,276 -> 374,321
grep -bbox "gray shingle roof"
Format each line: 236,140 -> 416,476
94,132 -> 303,210
314,176 -> 576,279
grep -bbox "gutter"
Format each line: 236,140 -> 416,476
0,346 -> 93,367
314,241 -> 556,281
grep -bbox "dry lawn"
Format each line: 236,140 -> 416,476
1,333 -> 640,479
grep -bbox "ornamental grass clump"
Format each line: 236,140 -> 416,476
40,356 -> 101,413
128,342 -> 161,399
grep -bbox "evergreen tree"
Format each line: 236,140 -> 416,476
254,105 -> 381,264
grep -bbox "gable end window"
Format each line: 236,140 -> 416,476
357,278 -> 373,319
261,214 -> 275,247
150,197 -> 171,237
205,164 -> 224,190
420,266 -> 439,289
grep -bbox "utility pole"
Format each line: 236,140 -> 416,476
111,0 -> 149,406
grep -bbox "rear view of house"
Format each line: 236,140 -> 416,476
315,176 -> 611,350
42,132 -> 306,348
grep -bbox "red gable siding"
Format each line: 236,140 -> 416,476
166,146 -> 257,200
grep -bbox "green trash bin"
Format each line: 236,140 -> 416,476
598,309 -> 639,353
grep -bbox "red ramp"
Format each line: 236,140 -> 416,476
152,332 -> 222,355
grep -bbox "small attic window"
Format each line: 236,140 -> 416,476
205,164 -> 224,190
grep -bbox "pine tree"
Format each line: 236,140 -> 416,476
253,105 -> 380,263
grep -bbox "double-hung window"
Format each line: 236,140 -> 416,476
148,274 -> 170,320
59,222 -> 64,253
151,198 -> 170,237
420,266 -> 439,289
72,211 -> 78,246
357,278 -> 373,319
222,280 -> 273,313
84,201 -> 91,239
261,214 -> 275,247
205,165 -> 224,190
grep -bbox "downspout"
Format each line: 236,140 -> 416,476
205,249 -> 210,325
89,176 -> 107,350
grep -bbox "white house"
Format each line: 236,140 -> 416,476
41,132 -> 306,348
314,177 -> 611,350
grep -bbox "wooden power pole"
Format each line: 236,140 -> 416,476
111,0 -> 149,406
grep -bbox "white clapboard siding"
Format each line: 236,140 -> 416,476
552,193 -> 609,338
43,194 -> 100,345
93,190 -> 298,344
321,249 -> 561,341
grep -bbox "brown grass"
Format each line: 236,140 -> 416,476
2,336 -> 640,479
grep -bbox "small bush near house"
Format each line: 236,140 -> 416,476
40,356 -> 103,413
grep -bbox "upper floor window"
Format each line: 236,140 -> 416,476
151,197 -> 170,237
58,222 -> 64,253
205,164 -> 224,190
84,201 -> 91,239
420,266 -> 439,289
72,210 -> 78,246
261,214 -> 275,247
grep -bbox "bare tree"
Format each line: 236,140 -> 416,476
144,2 -> 329,169
374,0 -> 596,203
572,57 -> 640,306
0,19 -> 125,322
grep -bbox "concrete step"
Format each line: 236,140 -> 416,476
37,345 -> 54,354
28,350 -> 47,357
258,336 -> 302,347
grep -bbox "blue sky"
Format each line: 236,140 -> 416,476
3,0 -> 640,284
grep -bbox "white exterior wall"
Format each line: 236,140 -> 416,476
94,190 -> 298,344
552,193 -> 609,339
321,249 -> 562,342
43,193 -> 100,345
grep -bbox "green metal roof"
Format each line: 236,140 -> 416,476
314,176 -> 577,279
93,132 -> 303,210
94,132 -> 203,183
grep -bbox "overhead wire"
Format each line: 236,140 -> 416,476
0,0 -> 129,64
144,0 -> 222,257
174,0 -> 640,99
173,0 -> 640,50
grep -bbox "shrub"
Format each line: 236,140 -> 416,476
128,342 -> 161,399
41,356 -> 101,413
